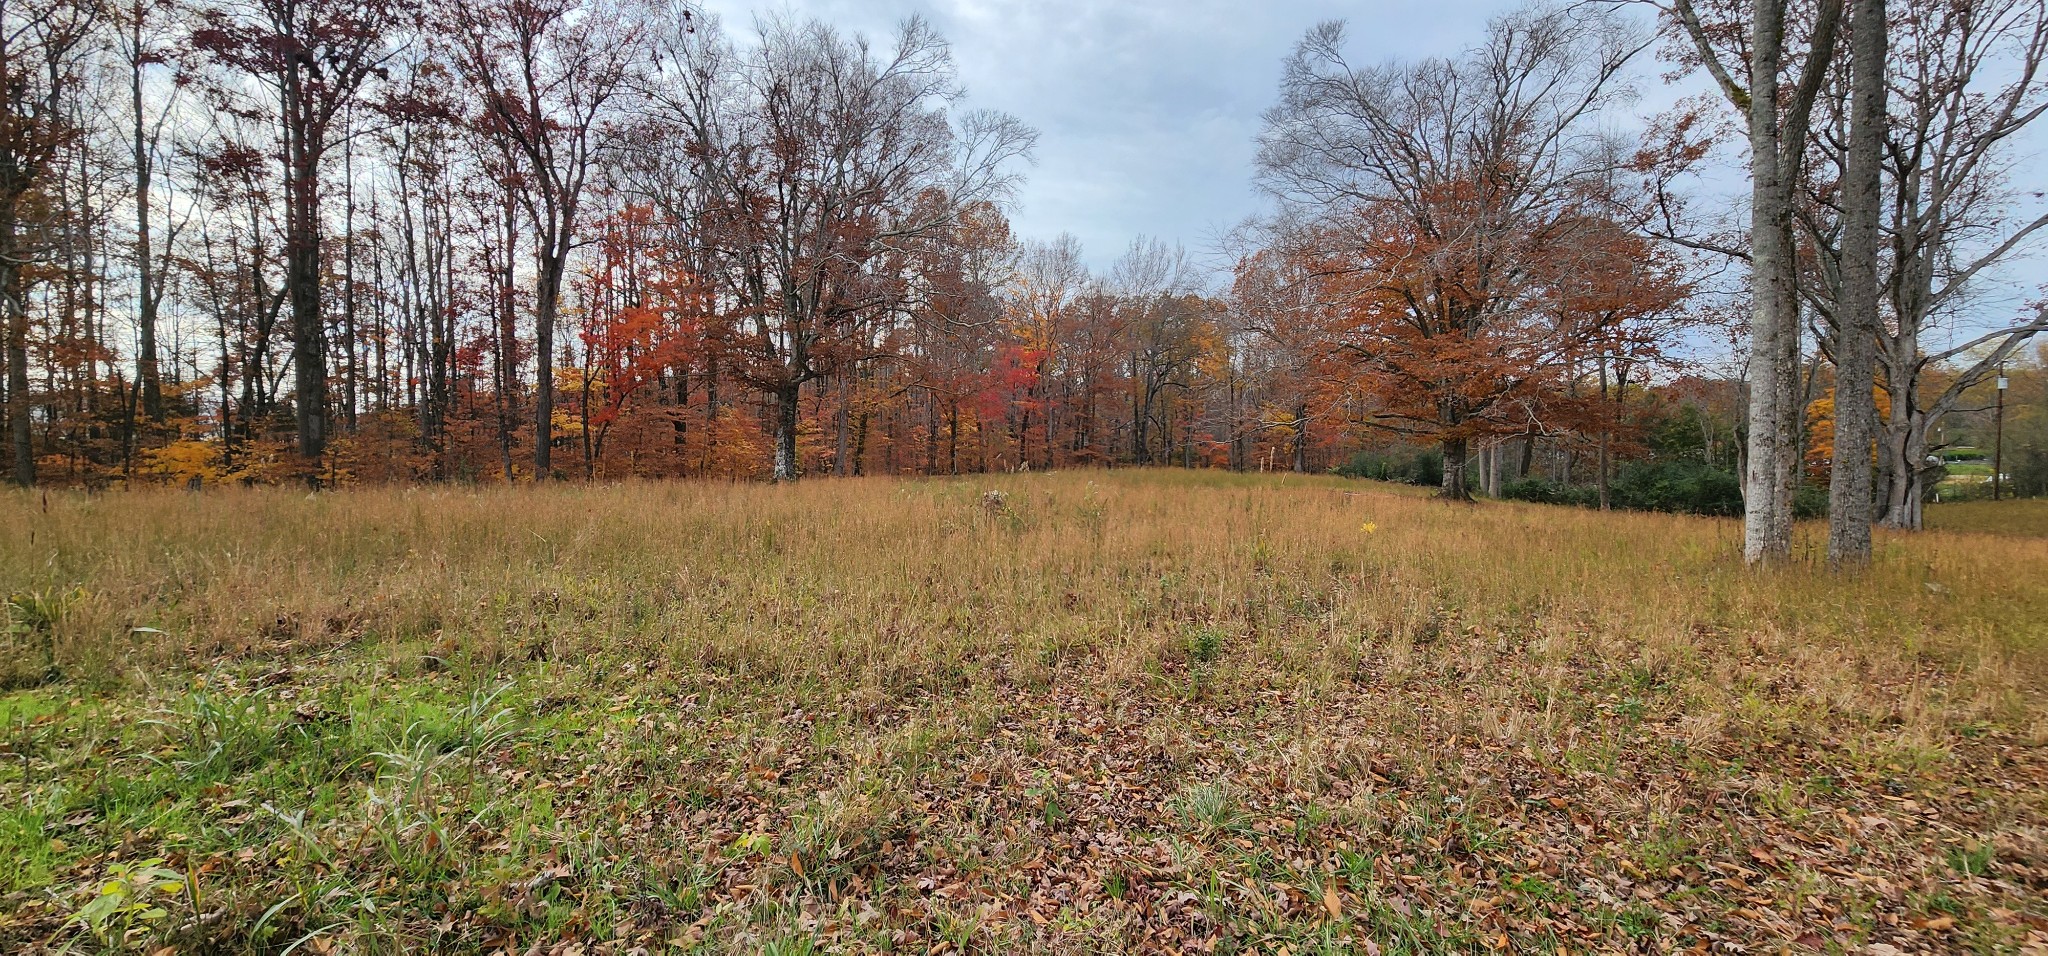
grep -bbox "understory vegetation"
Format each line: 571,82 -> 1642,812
2,471 -> 2045,953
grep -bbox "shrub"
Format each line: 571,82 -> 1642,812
1501,460 -> 1822,518
1792,482 -> 1830,518
1333,448 -> 1442,487
2009,448 -> 2047,499
1611,460 -> 1744,517
1500,477 -> 1598,508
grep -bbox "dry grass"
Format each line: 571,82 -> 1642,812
1,470 -> 2044,954
1927,499 -> 2048,539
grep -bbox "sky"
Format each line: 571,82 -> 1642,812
699,0 -> 1536,273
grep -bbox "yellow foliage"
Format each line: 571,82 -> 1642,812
1805,385 -> 1893,477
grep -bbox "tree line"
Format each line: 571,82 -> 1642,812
2,0 -> 2044,567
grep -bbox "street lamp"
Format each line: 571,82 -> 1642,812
1994,369 -> 2008,501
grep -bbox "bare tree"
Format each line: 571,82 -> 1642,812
651,11 -> 1033,480
1794,0 -> 2048,530
115,0 -> 183,425
1,0 -> 101,487
1869,0 -> 2048,529
1110,237 -> 1206,466
1664,0 -> 1844,562
446,0 -> 643,481
191,0 -> 406,471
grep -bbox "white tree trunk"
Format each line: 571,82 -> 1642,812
1827,0 -> 1886,565
1742,0 -> 1799,564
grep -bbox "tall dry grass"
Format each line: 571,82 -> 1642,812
3,470 -> 2045,952
7,471 -> 2041,714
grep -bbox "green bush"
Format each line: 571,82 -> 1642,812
1499,476 -> 1599,508
1333,448 -> 1442,486
2010,448 -> 2047,499
1500,460 -> 1822,518
1611,460 -> 1745,516
1792,482 -> 1829,518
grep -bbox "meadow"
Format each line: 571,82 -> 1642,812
1,470 -> 2045,954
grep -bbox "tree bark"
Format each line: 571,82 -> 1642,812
1440,437 -> 1470,500
1674,0 -> 1841,562
1597,355 -> 1613,511
4,218 -> 30,487
533,224 -> 567,480
131,15 -> 163,423
1827,0 -> 1886,566
1741,0 -> 1799,563
772,382 -> 801,481
284,54 -> 329,475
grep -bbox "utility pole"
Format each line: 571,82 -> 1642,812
1994,368 -> 2008,501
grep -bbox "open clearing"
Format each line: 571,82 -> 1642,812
2,471 -> 2046,954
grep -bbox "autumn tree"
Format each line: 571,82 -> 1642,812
651,12 -> 1034,480
190,0 -> 406,470
1110,238 -> 1214,466
1256,4 -> 1649,499
445,0 -> 643,480
1,0 -> 100,487
1226,247 -> 1345,473
1002,234 -> 1087,469
572,203 -> 699,476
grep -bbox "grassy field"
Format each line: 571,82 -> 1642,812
1927,498 -> 2048,538
2,471 -> 2045,954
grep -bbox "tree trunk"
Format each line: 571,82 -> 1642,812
340,116 -> 359,435
1597,355 -> 1613,510
4,220 -> 30,488
286,131 -> 328,471
1291,402 -> 1308,473
1742,0 -> 1802,564
1827,0 -> 1886,566
497,197 -> 518,481
131,32 -> 163,423
833,380 -> 849,476
534,238 -> 565,480
772,382 -> 801,481
1440,437 -> 1470,500
924,389 -> 938,475
1878,367 -> 1922,528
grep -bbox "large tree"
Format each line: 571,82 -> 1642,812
651,12 -> 1033,481
191,0 -> 406,470
1256,5 -> 1651,499
1851,0 -> 2046,530
445,0 -> 642,480
1,0 -> 101,487
1664,0 -> 1844,562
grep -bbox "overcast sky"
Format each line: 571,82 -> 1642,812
700,0 -> 1551,272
